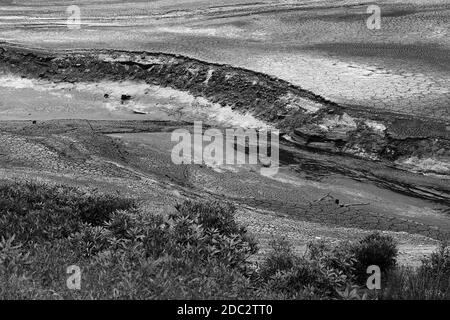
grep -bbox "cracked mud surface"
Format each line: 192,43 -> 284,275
1,0 -> 448,119
0,120 -> 448,243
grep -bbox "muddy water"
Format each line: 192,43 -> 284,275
0,75 -> 270,128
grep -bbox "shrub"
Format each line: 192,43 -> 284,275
421,242 -> 450,277
351,233 -> 398,283
259,238 -> 296,280
262,258 -> 333,299
258,238 -> 355,299
0,181 -> 136,244
0,182 -> 259,299
306,240 -> 356,284
76,200 -> 259,299
382,243 -> 450,300
174,200 -> 248,237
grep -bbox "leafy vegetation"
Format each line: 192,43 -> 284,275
0,180 -> 449,299
351,232 -> 398,283
381,243 -> 450,299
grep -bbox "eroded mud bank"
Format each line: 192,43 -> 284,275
1,43 -> 448,173
0,44 -> 448,205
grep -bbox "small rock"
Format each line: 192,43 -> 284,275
121,94 -> 131,102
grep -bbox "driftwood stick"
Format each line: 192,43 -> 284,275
342,202 -> 370,207
312,193 -> 332,204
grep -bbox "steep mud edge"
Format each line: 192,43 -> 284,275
0,44 -> 449,198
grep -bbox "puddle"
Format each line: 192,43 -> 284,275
0,74 -> 272,129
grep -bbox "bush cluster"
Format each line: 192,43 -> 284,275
1,180 -> 448,300
0,181 -> 135,244
351,232 -> 398,283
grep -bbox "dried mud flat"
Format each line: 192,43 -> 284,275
0,0 -> 449,265
1,0 -> 449,118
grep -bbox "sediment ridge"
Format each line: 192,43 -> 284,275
0,43 -> 448,179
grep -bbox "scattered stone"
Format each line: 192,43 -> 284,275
121,94 -> 132,102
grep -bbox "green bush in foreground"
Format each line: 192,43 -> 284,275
0,181 -> 259,299
351,232 -> 398,283
0,180 -> 448,300
0,181 -> 135,244
381,243 -> 450,300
